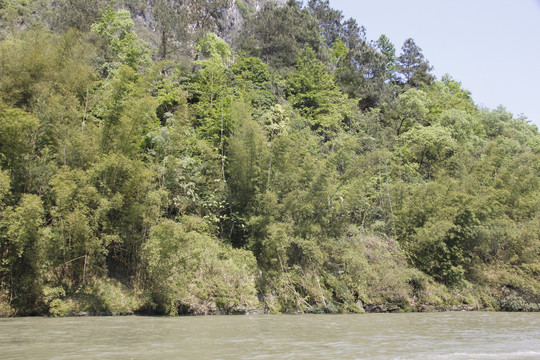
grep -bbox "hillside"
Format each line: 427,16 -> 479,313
0,0 -> 539,316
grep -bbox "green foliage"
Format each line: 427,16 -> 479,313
238,0 -> 321,68
0,0 -> 538,316
329,24 -> 392,109
196,33 -> 231,62
230,57 -> 274,113
1,194 -> 46,311
191,33 -> 233,146
142,60 -> 189,123
397,38 -> 434,88
0,170 -> 9,203
256,225 -> 428,313
0,29 -> 95,108
45,278 -> 141,316
227,102 -> 269,215
143,218 -> 258,315
0,288 -> 15,317
286,46 -> 352,136
0,0 -> 53,36
426,75 -> 476,119
394,88 -> 428,135
48,167 -> 108,280
398,124 -> 457,178
0,101 -> 39,192
376,34 -> 396,79
91,8 -> 151,74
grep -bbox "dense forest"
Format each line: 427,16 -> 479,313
0,0 -> 539,316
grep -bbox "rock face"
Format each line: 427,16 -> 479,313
220,0 -> 244,41
126,0 -> 288,56
220,0 -> 287,40
129,0 -> 287,45
254,0 -> 287,10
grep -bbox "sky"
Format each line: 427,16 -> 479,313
328,0 -> 540,129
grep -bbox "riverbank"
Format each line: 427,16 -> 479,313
2,286 -> 538,318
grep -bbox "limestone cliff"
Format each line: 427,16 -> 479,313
220,0 -> 287,40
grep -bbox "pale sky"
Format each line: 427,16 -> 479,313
328,0 -> 540,129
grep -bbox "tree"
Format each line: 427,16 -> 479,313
0,101 -> 39,194
227,102 -> 269,218
395,88 -> 429,135
399,124 -> 457,178
186,0 -> 229,36
307,0 -> 343,46
438,109 -> 479,144
230,56 -> 274,113
190,33 -> 233,147
152,0 -> 190,60
87,153 -> 158,278
93,65 -> 159,153
376,34 -> 396,81
1,194 -> 46,312
424,75 -> 476,121
47,167 -> 108,286
396,38 -> 434,88
0,0 -> 54,36
0,0 -> 539,315
91,8 -> 151,75
0,29 -> 94,109
328,22 -> 391,109
237,0 -> 321,68
285,46 -> 352,137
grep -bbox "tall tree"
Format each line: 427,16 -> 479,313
190,33 -> 233,147
286,46 -> 352,137
237,0 -> 321,68
307,0 -> 343,46
152,0 -> 190,60
396,38 -> 434,88
376,34 -> 396,81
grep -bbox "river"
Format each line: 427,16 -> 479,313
1,312 -> 539,359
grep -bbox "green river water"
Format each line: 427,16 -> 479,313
1,312 -> 539,359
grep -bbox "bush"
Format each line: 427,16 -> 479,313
142,218 -> 259,315
48,298 -> 82,317
0,290 -> 15,317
